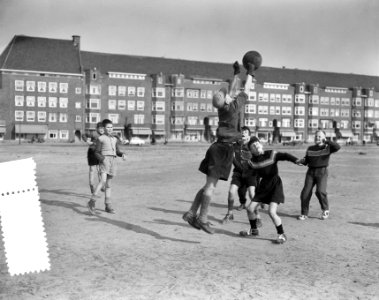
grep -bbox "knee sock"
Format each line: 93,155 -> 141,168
276,224 -> 284,235
249,219 -> 257,229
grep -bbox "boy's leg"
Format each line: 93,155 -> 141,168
222,184 -> 238,224
183,187 -> 204,230
88,172 -> 107,215
315,168 -> 329,219
240,201 -> 260,236
89,165 -> 96,194
197,176 -> 218,234
268,202 -> 287,244
104,177 -> 115,214
247,186 -> 262,227
300,171 -> 316,218
237,185 -> 247,210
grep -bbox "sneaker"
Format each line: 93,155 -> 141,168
182,212 -> 201,230
239,228 -> 259,237
298,215 -> 308,221
276,234 -> 287,244
256,218 -> 263,228
221,213 -> 234,224
105,204 -> 115,214
236,204 -> 246,211
197,219 -> 215,234
87,199 -> 96,215
321,210 -> 329,220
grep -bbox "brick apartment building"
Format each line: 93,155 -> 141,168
1,34 -> 378,143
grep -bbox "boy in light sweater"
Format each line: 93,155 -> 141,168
88,119 -> 126,215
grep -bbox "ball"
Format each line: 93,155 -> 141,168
242,51 -> 262,71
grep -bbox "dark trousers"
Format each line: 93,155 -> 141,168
300,167 -> 329,215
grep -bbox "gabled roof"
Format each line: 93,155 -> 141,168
0,35 -> 82,75
81,51 -> 379,90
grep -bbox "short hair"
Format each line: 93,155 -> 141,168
241,126 -> 251,134
102,119 -> 113,127
247,136 -> 260,149
315,129 -> 326,137
96,122 -> 104,129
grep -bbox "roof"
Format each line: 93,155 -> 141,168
0,35 -> 82,74
81,51 -> 379,90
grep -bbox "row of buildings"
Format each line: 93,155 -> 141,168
1,35 -> 379,143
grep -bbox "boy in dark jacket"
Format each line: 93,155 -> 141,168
298,130 -> 341,220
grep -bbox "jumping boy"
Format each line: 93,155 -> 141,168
88,119 -> 126,215
240,137 -> 301,244
221,126 -> 262,227
86,122 -> 105,194
298,130 -> 341,220
182,61 -> 255,234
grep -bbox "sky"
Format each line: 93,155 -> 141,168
0,0 -> 378,76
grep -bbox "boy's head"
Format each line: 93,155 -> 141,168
248,136 -> 263,156
102,119 -> 113,135
212,87 -> 232,109
315,130 -> 326,146
96,122 -> 105,135
241,126 -> 251,143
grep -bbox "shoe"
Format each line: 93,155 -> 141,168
256,218 -> 263,228
239,228 -> 259,237
105,204 -> 115,214
276,234 -> 287,244
298,215 -> 308,221
236,204 -> 246,211
321,210 -> 329,220
182,212 -> 201,230
197,219 -> 215,234
221,213 -> 234,224
87,199 -> 96,215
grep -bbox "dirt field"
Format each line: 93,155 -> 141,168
0,142 -> 378,300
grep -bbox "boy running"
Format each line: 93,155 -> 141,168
88,119 -> 126,215
86,122 -> 104,194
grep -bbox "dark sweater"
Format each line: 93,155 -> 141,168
303,141 -> 340,168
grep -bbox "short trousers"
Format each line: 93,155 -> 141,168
87,148 -> 99,166
99,156 -> 117,177
230,171 -> 257,188
198,142 -> 234,181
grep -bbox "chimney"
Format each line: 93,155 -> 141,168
72,35 -> 80,48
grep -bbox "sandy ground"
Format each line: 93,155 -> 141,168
0,142 -> 378,300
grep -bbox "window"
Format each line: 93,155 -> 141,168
275,94 -> 281,103
353,98 -> 362,106
137,87 -> 145,97
341,109 -> 350,117
15,96 -> 24,106
340,120 -> 349,129
153,114 -> 165,125
49,82 -> 58,93
89,84 -> 101,95
134,114 -> 145,124
59,98 -> 68,108
320,97 -> 330,105
275,106 -> 281,115
320,108 -> 329,117
335,97 -> 340,105
38,81 -> 47,92
352,121 -> 361,129
258,118 -> 268,127
15,80 -> 24,91
258,106 -> 268,114
258,93 -> 268,102
75,102 -> 81,109
109,85 -> 117,96
15,111 -> 24,121
295,106 -> 305,116
118,100 -> 126,110
294,119 -> 304,128
48,130 -> 58,139
341,98 -> 350,106
282,94 -> 292,103
59,83 -> 68,94
282,118 -> 291,128
309,119 -> 319,128
186,89 -> 199,98
270,94 -> 276,103
108,100 -> 117,110
281,106 -> 292,115
89,98 -> 101,109
26,111 -> 35,122
49,113 -> 57,122
269,106 -> 275,115
171,116 -> 184,125
207,104 -> 213,112
330,97 -> 336,105
134,101 -> 144,111
49,97 -> 57,108
365,98 -> 375,107
38,111 -> 46,122
200,103 -> 206,112
192,103 -> 198,111
75,115 -> 81,122
295,94 -> 305,103
108,114 -> 119,124
60,130 -> 69,139
75,87 -> 82,94
128,87 -> 136,96
86,113 -> 101,124
187,116 -> 198,125
248,91 -> 257,101
26,81 -> 35,92
152,87 -> 165,98
118,86 -> 126,96
200,90 -> 207,99
309,95 -> 319,104
245,104 -> 256,114
207,90 -> 213,99
38,97 -> 46,107
173,88 -> 184,97
153,101 -> 165,111
172,101 -> 184,111
245,118 -> 256,126
26,96 -> 35,107
127,100 -> 135,110
352,110 -> 361,117
59,113 -> 67,123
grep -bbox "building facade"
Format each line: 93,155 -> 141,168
1,35 -> 379,143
